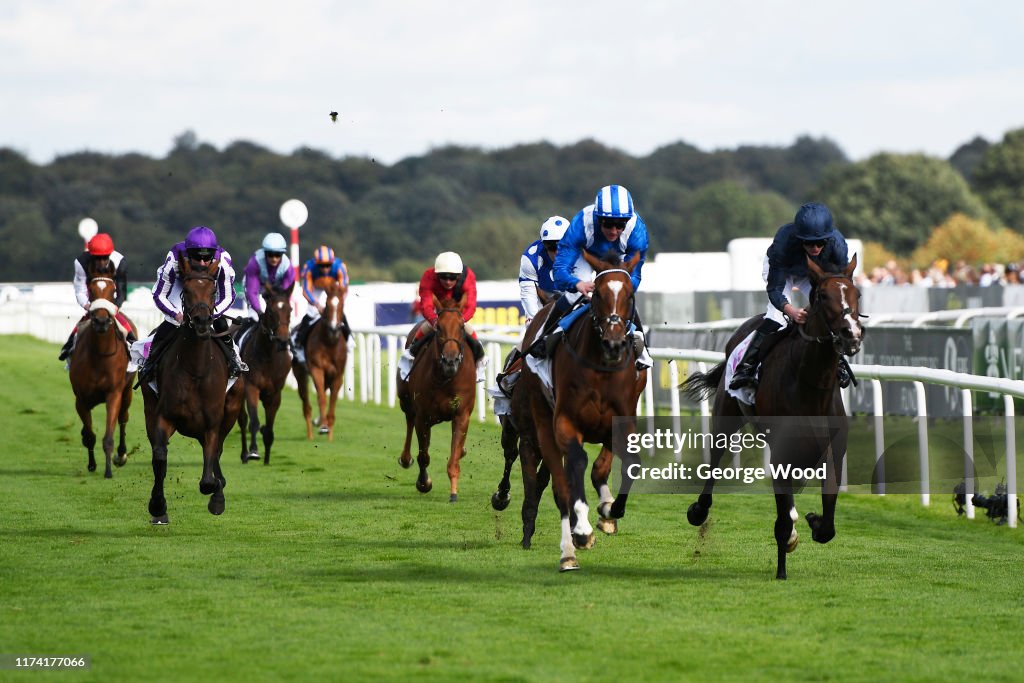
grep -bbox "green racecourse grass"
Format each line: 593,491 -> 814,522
1,334 -> 1022,682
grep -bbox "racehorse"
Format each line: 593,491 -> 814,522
292,280 -> 348,440
397,293 -> 476,502
506,251 -> 645,571
236,282 -> 294,464
681,255 -> 863,579
141,256 -> 244,523
68,260 -> 137,478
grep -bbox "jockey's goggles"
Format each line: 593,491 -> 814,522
188,248 -> 215,262
802,239 -> 826,248
437,273 -> 458,282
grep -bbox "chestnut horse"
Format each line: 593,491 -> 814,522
141,256 -> 244,524
237,282 -> 294,464
509,251 -> 645,571
68,260 -> 137,478
681,255 -> 863,579
397,293 -> 476,502
292,280 -> 348,440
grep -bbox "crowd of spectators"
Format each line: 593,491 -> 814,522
857,259 -> 1023,288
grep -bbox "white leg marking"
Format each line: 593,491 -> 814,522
560,517 -> 576,559
572,500 -> 593,536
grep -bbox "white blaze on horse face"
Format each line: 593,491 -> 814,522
606,280 -> 624,324
95,280 -> 108,294
328,295 -> 341,326
838,284 -> 861,340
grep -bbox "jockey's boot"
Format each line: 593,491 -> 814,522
728,330 -> 768,391
467,333 -> 487,382
838,358 -> 855,389
408,330 -> 431,357
217,337 -> 246,379
58,331 -> 76,361
543,327 -> 564,357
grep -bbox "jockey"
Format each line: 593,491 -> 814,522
291,245 -> 351,363
519,215 -> 569,325
139,226 -> 246,381
729,202 -> 853,391
402,251 -> 487,382
58,232 -> 136,361
538,184 -> 649,357
241,232 -> 295,332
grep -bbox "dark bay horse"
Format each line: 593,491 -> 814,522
237,282 -> 294,464
68,261 -> 137,478
141,256 -> 244,523
508,251 -> 646,571
397,293 -> 476,502
292,280 -> 348,440
681,255 -> 863,579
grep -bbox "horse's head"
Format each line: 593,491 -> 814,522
180,256 -> 219,338
807,253 -> 864,357
261,281 -> 294,349
320,280 -> 347,344
86,260 -> 118,334
583,251 -> 640,364
432,293 -> 467,379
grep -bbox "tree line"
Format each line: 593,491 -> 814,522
1,127 -> 1022,283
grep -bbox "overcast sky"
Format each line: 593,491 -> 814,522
3,1 -> 1023,166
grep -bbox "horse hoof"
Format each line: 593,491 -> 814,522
491,492 -> 510,511
318,426 -> 329,435
208,496 -> 225,515
609,496 -> 627,519
787,533 -> 799,553
114,454 -> 127,467
245,451 -> 260,463
521,538 -> 532,550
150,515 -> 169,525
559,557 -> 580,572
87,462 -> 97,472
312,417 -> 321,427
398,456 -> 412,469
596,517 -> 618,535
572,532 -> 595,550
416,479 -> 432,494
449,494 -> 458,503
199,479 -> 218,495
687,502 -> 709,526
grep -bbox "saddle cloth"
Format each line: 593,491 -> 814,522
724,330 -> 758,406
131,335 -> 238,395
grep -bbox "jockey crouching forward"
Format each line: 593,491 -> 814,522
241,232 -> 296,334
138,226 -> 246,383
729,202 -> 854,392
519,215 -> 570,326
291,245 -> 351,364
534,184 -> 651,368
400,251 -> 487,382
58,232 -> 137,363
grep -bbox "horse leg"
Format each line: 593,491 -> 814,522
773,489 -> 797,580
534,414 -> 580,570
242,383 -> 260,463
491,415 -> 519,511
555,414 -> 594,550
208,438 -> 227,516
114,381 -> 131,467
446,410 -> 470,503
398,403 -> 415,470
199,429 -> 226,515
807,443 -> 841,544
147,415 -> 174,524
261,390 -> 282,466
294,362 -> 314,440
687,410 -> 744,526
237,392 -> 250,463
519,435 -> 543,549
101,391 -> 123,479
75,397 -> 97,473
326,377 -> 341,442
592,446 -> 618,534
311,368 -> 330,436
414,417 -> 432,493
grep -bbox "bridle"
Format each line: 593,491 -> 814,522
181,272 -> 217,337
434,305 -> 465,374
260,296 -> 292,349
798,274 -> 865,354
589,268 -> 635,339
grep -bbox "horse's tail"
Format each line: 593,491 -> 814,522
681,361 -> 725,403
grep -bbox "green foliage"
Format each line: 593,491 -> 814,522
910,213 -> 1024,268
971,127 -> 1024,231
816,153 -> 996,255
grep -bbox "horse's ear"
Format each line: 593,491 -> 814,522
458,292 -> 469,311
625,251 -> 642,275
806,255 -> 826,282
582,250 -> 603,273
285,281 -> 295,296
180,256 -> 191,274
845,253 -> 858,278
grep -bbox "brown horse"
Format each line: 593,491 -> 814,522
682,255 -> 863,579
141,256 -> 244,523
292,280 -> 348,440
509,251 -> 645,571
237,282 -> 294,464
68,260 -> 137,478
397,293 -> 476,502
